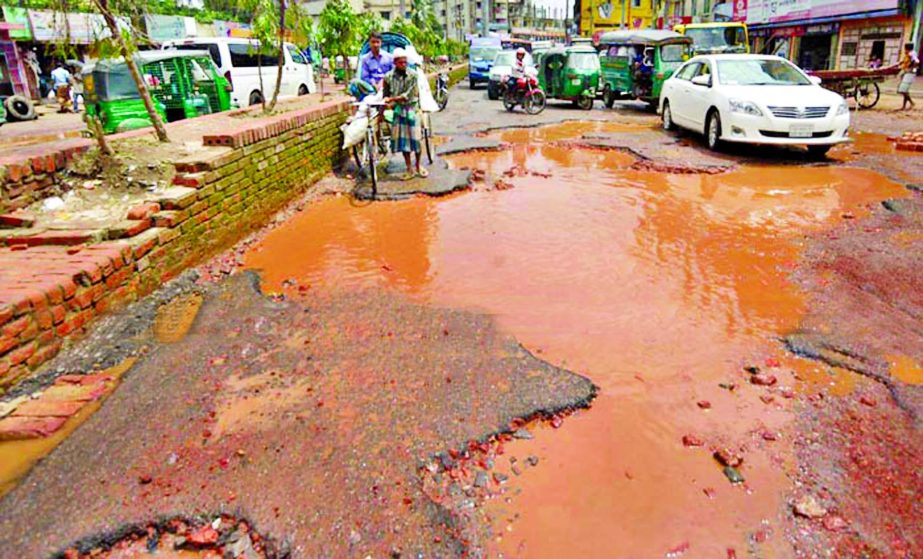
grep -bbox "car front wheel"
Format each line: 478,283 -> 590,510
662,101 -> 675,131
807,145 -> 832,159
706,110 -> 722,151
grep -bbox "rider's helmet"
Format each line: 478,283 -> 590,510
516,47 -> 526,58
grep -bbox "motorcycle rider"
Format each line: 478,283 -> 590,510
506,47 -> 528,93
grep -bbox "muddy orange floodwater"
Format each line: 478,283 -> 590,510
244,122 -> 908,557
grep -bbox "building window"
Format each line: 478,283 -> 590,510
632,0 -> 641,6
381,10 -> 391,20
841,42 -> 857,57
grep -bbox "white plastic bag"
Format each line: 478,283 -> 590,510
342,115 -> 368,149
417,67 -> 439,113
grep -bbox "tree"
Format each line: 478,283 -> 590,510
92,0 -> 169,141
317,0 -> 358,81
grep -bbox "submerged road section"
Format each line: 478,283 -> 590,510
0,85 -> 921,558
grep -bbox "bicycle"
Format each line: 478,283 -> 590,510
350,100 -> 390,195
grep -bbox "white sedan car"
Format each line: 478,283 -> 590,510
659,54 -> 850,157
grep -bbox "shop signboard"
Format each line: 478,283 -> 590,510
28,10 -> 129,44
144,14 -> 196,43
743,0 -> 900,25
213,20 -> 252,38
2,7 -> 32,40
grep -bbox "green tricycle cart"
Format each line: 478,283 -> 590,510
84,50 -> 232,134
537,45 -> 600,110
597,30 -> 692,109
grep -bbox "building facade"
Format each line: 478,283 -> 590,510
739,1 -> 915,71
577,0 -> 657,37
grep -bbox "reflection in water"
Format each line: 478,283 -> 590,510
243,133 -> 908,557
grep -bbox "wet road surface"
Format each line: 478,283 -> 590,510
1,85 -> 921,558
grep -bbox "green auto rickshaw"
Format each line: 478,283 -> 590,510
537,46 -> 600,110
84,50 -> 231,134
597,30 -> 692,109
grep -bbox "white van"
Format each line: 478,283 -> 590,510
162,37 -> 316,107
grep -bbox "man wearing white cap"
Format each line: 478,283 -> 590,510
383,47 -> 427,180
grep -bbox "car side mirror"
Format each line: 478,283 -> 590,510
691,74 -> 711,87
808,75 -> 822,85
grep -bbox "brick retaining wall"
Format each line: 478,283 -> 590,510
0,98 -> 350,389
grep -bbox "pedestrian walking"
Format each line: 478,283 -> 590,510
50,62 -> 72,113
383,48 -> 427,180
895,42 -> 919,111
70,65 -> 84,113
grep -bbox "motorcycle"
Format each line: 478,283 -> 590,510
434,71 -> 449,112
500,74 -> 546,115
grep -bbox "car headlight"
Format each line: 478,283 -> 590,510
729,98 -> 763,116
835,100 -> 849,116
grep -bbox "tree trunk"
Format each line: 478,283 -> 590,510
267,0 -> 286,112
93,0 -> 168,142
88,115 -> 114,156
256,51 -> 266,110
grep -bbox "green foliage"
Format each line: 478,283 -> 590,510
316,0 -> 358,61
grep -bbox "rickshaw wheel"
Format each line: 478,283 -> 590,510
603,86 -> 615,109
855,82 -> 880,110
525,91 -> 546,115
577,96 -> 594,110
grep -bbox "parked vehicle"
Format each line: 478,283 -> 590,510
0,102 -> 5,127
659,54 -> 850,157
83,50 -> 231,134
434,70 -> 449,111
674,22 -> 749,55
163,37 -> 316,107
500,70 -> 546,114
468,36 -> 502,89
537,46 -> 600,110
598,30 -> 692,108
488,50 -> 535,100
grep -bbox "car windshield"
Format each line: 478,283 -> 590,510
470,47 -> 500,62
494,52 -> 516,66
96,67 -> 139,100
717,59 -> 811,86
568,52 -> 600,70
686,27 -> 747,53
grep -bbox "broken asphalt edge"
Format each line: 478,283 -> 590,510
20,268 -> 598,558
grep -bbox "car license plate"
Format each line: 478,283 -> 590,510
790,124 -> 813,138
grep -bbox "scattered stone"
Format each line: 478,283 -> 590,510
696,400 -> 711,409
138,474 -> 153,485
793,495 -> 827,518
750,374 -> 777,386
744,366 -> 760,374
822,515 -> 848,531
492,472 -> 509,484
760,395 -> 775,404
511,466 -> 522,476
682,434 -> 704,447
713,448 -> 743,468
185,525 -> 219,546
723,466 -> 745,484
761,431 -> 778,442
525,455 -> 539,467
859,395 -> 876,407
474,471 -> 490,488
512,428 -> 532,439
348,530 -> 362,545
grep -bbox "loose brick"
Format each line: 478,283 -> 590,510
126,202 -> 161,220
0,212 -> 36,228
12,399 -> 84,418
0,416 -> 68,439
107,219 -> 151,240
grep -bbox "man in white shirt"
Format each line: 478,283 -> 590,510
50,62 -> 72,113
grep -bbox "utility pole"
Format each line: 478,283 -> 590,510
620,0 -> 626,29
